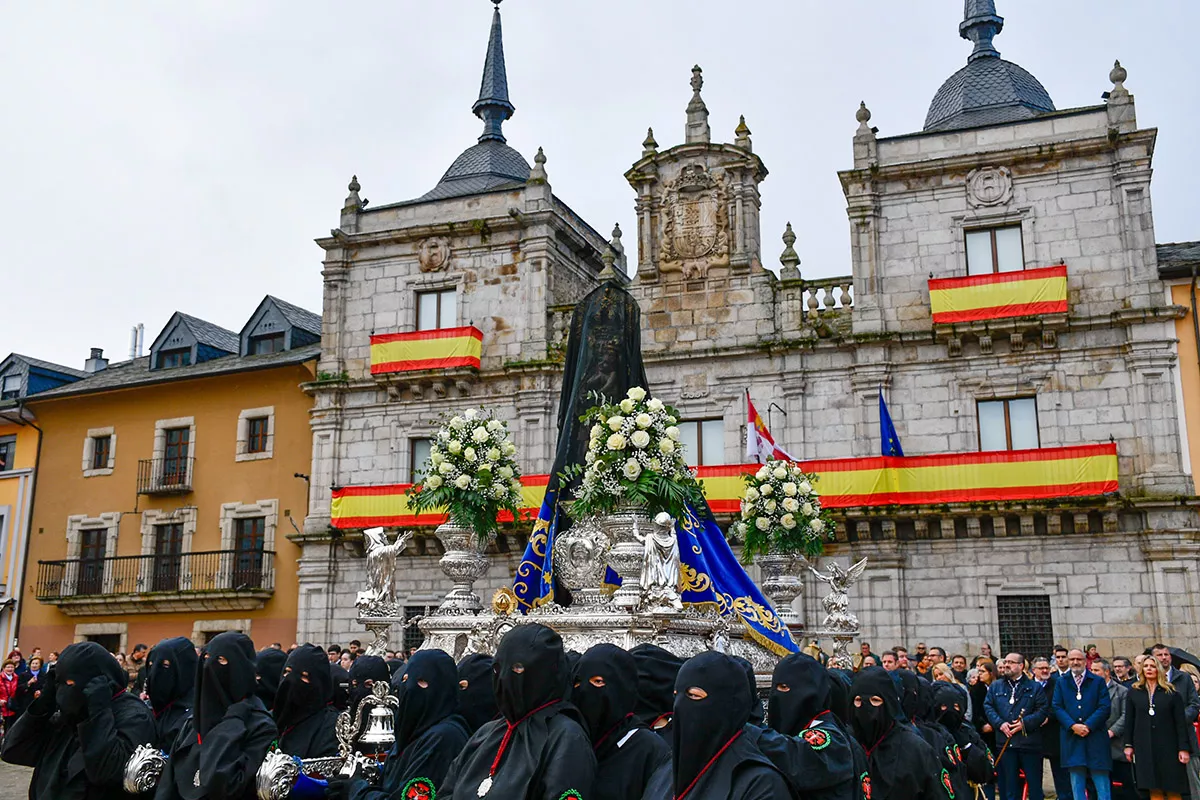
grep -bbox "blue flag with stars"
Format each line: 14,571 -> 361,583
880,390 -> 904,457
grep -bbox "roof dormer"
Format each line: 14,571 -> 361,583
0,353 -> 88,400
239,296 -> 322,356
148,312 -> 237,370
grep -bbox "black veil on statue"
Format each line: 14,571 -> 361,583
513,275 -> 647,611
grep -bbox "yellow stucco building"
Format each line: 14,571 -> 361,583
16,297 -> 319,653
1163,244 -> 1200,482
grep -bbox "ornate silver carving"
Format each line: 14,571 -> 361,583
966,166 -> 1013,208
123,744 -> 167,794
808,557 -> 868,670
661,164 -> 730,279
417,236 -> 452,272
638,513 -> 682,613
551,515 -> 612,607
256,750 -> 300,800
355,527 -> 412,617
435,523 -> 493,613
757,551 -> 803,628
599,508 -> 655,610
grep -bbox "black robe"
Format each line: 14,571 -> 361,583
147,637 -> 199,753
1124,684 -> 1193,794
591,719 -> 670,800
850,668 -> 946,800
639,732 -> 795,800
1,641 -> 156,800
899,672 -> 970,800
931,682 -> 993,787
154,704 -> 194,754
455,654 -> 498,735
274,644 -> 339,759
253,647 -> 286,712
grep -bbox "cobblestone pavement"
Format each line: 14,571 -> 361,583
0,761 -> 31,799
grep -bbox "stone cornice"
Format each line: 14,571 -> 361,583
625,142 -> 767,186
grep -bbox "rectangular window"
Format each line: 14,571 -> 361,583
978,397 -> 1039,452
85,633 -> 121,652
403,605 -> 427,655
410,438 -> 433,481
679,419 -> 726,466
78,528 -> 107,595
162,427 -> 190,484
232,516 -> 265,589
246,417 -> 269,454
91,435 -> 112,470
249,332 -> 286,355
0,375 -> 20,400
965,226 -> 1024,275
157,348 -> 192,369
153,523 -> 184,592
416,289 -> 457,331
997,595 -> 1054,661
0,435 -> 14,472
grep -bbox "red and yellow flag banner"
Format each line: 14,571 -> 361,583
929,265 -> 1067,324
330,444 -> 1118,528
370,326 -> 483,375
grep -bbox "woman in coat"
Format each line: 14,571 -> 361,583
1124,657 -> 1193,800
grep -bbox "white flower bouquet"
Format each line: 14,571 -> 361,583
564,387 -> 705,521
406,408 -> 525,541
734,457 -> 832,562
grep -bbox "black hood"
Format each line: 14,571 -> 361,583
56,641 -> 129,722
195,632 -> 257,737
395,650 -> 459,752
254,647 -> 287,711
768,653 -> 832,736
274,644 -> 332,731
456,654 -> 498,734
672,652 -> 751,794
349,655 -> 390,716
732,655 -> 763,725
931,682 -> 967,729
827,668 -> 853,725
330,664 -> 351,711
571,643 -> 638,746
630,643 -> 684,724
492,624 -> 567,723
849,667 -> 901,749
147,637 -> 198,714
897,670 -> 922,721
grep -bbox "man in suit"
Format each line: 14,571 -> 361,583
986,652 -> 1050,800
1091,659 -> 1133,800
1033,656 -> 1073,800
1111,657 -> 1135,688
1053,649 -> 1112,800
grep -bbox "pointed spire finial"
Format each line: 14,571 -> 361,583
780,222 -> 801,273
685,65 -> 711,144
528,146 -> 548,184
642,127 -> 658,157
960,0 -> 1004,62
734,115 -> 752,151
473,0 -> 515,143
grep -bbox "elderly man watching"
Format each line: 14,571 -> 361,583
1053,648 -> 1112,800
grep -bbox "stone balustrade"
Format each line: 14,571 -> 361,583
776,275 -> 855,335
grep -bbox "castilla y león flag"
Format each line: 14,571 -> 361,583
746,391 -> 794,463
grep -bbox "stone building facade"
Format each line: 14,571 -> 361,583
296,2 -> 1199,658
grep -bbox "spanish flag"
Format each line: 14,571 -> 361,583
369,326 -> 483,374
929,265 -> 1067,324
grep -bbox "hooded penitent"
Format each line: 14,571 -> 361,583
931,682 -> 994,786
254,646 -> 287,711
849,667 -> 900,749
330,663 -> 351,711
571,644 -> 670,800
274,643 -> 338,758
195,631 -> 258,738
349,655 -> 390,716
55,640 -> 130,724
671,651 -> 793,799
768,653 -> 834,736
439,624 -> 596,800
395,651 -> 461,752
456,654 -> 499,734
629,643 -> 684,731
147,636 -> 199,750
849,667 -> 945,800
732,655 -> 764,726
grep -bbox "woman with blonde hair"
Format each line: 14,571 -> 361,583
932,662 -> 973,721
1125,656 -> 1194,799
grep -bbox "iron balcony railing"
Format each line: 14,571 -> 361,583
34,549 -> 276,601
137,457 -> 195,495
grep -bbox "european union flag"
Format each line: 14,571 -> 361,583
880,390 -> 904,457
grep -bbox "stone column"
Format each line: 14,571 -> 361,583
1125,338 -> 1193,495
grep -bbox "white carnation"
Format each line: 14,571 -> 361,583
454,474 -> 471,490
780,513 -> 797,530
622,459 -> 642,480
472,427 -> 490,443
424,475 -> 443,489
619,398 -> 635,414
773,466 -> 787,480
463,447 -> 477,462
437,429 -> 450,441
666,426 -> 681,442
607,433 -> 627,451
607,416 -> 625,432
585,451 -> 596,464
498,466 -> 514,479
591,424 -> 604,440
627,387 -> 647,401
782,482 -> 797,496
647,398 -> 664,412
438,462 -> 455,475
755,517 -> 770,531
448,440 -> 462,454
782,497 -> 799,513
631,430 -> 651,449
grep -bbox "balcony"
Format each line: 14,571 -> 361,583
34,549 -> 275,615
137,457 -> 194,495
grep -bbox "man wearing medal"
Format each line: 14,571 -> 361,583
985,653 -> 1050,800
1053,648 -> 1113,800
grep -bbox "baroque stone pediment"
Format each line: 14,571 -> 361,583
660,163 -> 730,280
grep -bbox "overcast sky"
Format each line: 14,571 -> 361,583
3,1 -> 1196,368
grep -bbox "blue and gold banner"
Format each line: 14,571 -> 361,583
513,495 -> 799,657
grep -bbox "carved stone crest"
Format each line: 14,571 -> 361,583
966,166 -> 1013,208
661,164 -> 729,279
417,236 -> 451,272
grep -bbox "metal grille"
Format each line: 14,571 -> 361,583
997,595 -> 1053,661
403,605 -> 428,655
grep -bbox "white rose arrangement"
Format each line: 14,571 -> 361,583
406,408 -> 525,541
734,457 -> 831,562
563,387 -> 704,520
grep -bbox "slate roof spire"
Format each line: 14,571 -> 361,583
473,0 -> 515,144
960,0 -> 1004,61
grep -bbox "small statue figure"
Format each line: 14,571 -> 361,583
637,512 -> 683,612
807,557 -> 868,631
355,527 -> 412,613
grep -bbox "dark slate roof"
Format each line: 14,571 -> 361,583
473,4 -> 514,123
2,354 -> 87,379
925,57 -> 1056,131
1157,241 -> 1200,279
414,140 -> 531,203
266,295 -> 322,337
26,344 -> 320,401
177,313 -> 239,353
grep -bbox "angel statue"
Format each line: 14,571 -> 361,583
636,512 -> 683,612
355,527 -> 413,614
807,557 -> 868,632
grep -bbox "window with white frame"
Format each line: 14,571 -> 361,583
0,436 -> 14,472
416,289 -> 457,331
218,500 -> 277,590
977,397 -> 1040,451
0,375 -> 20,401
65,513 -> 121,596
153,418 -> 196,486
235,407 -> 275,462
679,419 -> 726,466
81,427 -> 117,477
965,225 -> 1024,275
409,438 -> 433,482
140,508 -> 196,592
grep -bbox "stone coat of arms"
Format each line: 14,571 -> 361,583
661,164 -> 729,279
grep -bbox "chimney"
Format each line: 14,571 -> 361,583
84,348 -> 108,373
